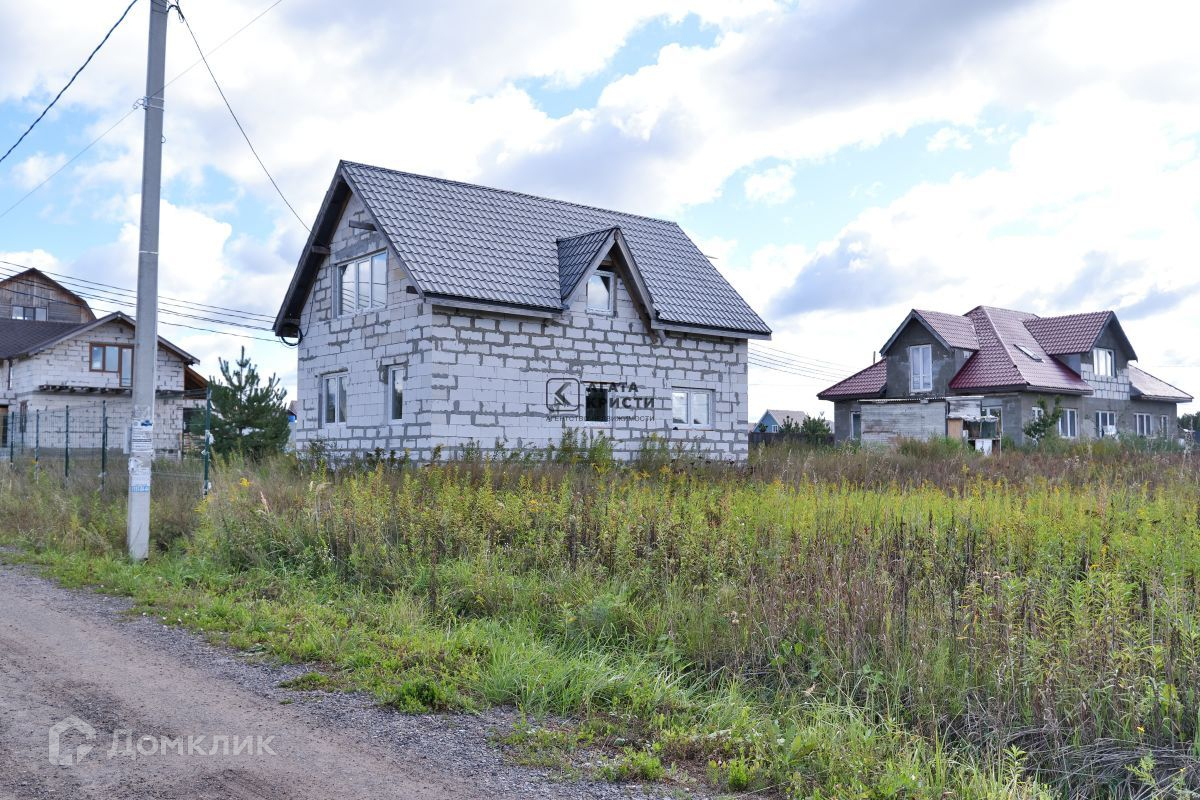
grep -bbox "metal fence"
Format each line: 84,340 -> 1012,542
0,395 -> 211,496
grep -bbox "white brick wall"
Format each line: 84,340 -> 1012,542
292,194 -> 750,461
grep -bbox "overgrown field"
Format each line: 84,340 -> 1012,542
3,443 -> 1199,798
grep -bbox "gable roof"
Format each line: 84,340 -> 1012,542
950,306 -> 1092,394
817,359 -> 887,400
274,161 -> 771,339
0,319 -> 83,359
881,309 -> 979,354
1128,365 -> 1192,402
760,409 -> 809,426
0,267 -> 96,322
556,227 -> 617,302
0,312 -> 197,365
1023,310 -> 1135,359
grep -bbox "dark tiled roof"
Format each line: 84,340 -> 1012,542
1023,311 -> 1113,355
818,359 -> 887,400
339,162 -> 770,335
950,306 -> 1091,393
0,319 -> 83,359
913,309 -> 979,350
556,227 -> 615,301
1128,365 -> 1192,402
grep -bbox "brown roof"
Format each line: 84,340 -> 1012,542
1128,365 -> 1192,402
950,307 -> 1092,394
913,309 -> 980,350
1023,311 -> 1134,358
817,359 -> 887,400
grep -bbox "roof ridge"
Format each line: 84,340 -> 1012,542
555,226 -> 620,244
341,160 -> 680,228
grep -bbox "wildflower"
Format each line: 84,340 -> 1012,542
239,477 -> 250,488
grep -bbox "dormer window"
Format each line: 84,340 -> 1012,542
1092,347 -> 1115,378
11,305 -> 47,321
586,271 -> 614,314
909,344 -> 932,392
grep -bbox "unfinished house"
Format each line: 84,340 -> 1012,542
0,269 -> 206,454
273,161 -> 771,460
819,306 -> 1191,446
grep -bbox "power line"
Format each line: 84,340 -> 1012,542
0,0 -> 286,223
0,0 -> 140,169
747,350 -> 847,380
751,343 -> 856,371
175,3 -> 311,233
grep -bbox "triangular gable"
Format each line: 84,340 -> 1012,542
880,310 -> 957,355
557,227 -> 617,302
560,228 -> 656,329
22,312 -> 198,365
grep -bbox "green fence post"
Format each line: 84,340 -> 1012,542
64,406 -> 70,480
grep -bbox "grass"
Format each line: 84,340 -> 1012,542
2,441 -> 1198,797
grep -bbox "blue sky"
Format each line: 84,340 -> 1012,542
1,0 -> 1197,422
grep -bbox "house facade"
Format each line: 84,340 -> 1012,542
274,162 -> 770,460
0,270 -> 206,454
819,306 -> 1191,445
754,409 -> 809,432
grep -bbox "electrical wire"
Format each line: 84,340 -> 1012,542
0,0 -> 286,223
174,3 -> 311,233
0,0 -> 140,169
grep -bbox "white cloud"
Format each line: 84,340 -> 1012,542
926,127 -> 971,152
743,164 -> 796,204
10,152 -> 68,190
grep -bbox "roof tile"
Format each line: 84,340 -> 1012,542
818,359 -> 887,400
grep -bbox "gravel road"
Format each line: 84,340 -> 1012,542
0,562 -> 678,800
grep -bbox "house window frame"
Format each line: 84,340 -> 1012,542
909,344 -> 933,392
671,387 -> 714,429
1096,410 -> 1117,437
584,384 -> 609,423
1134,412 -> 1152,437
387,365 -> 404,423
89,343 -> 134,387
1030,406 -> 1044,421
1058,408 -> 1078,438
1160,415 -> 1170,436
850,411 -> 862,440
335,251 -> 388,317
585,270 -> 615,314
11,305 -> 47,321
320,373 -> 348,427
1092,347 -> 1116,378
982,405 -> 1003,431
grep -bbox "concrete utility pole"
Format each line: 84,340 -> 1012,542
127,0 -> 170,561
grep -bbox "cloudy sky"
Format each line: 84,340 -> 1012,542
1,0 -> 1197,421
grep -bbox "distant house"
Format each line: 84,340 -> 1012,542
273,161 -> 770,460
0,270 -> 206,454
754,409 -> 809,432
819,306 -> 1191,446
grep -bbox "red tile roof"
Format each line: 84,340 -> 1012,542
1128,365 -> 1193,402
913,309 -> 979,350
950,306 -> 1092,394
1023,311 -> 1115,355
818,359 -> 887,400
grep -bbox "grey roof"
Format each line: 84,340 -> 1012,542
557,227 -> 616,301
1128,365 -> 1192,402
275,162 -> 771,337
760,409 -> 809,425
0,319 -> 84,359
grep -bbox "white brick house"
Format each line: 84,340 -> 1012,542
0,271 -> 206,454
274,162 -> 771,460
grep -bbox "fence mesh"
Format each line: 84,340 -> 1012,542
1,397 -> 210,496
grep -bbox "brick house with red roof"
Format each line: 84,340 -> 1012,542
819,306 -> 1191,445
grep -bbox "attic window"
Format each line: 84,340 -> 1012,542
1015,344 -> 1042,361
11,305 -> 47,321
336,251 -> 387,316
586,271 -> 614,314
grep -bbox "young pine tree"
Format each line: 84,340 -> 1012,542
209,347 -> 290,459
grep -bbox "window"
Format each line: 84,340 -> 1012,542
983,406 -> 1003,431
1092,348 -> 1115,378
336,251 -> 387,316
321,374 -> 348,426
586,271 -> 614,313
1030,406 -> 1044,421
1058,408 -> 1078,438
387,366 -> 404,422
1134,413 -> 1153,437
89,344 -> 133,387
585,385 -> 608,422
1096,410 -> 1117,437
1015,343 -> 1042,361
1161,415 -> 1170,436
11,305 -> 47,321
850,411 -> 862,440
672,388 -> 712,427
909,344 -> 932,392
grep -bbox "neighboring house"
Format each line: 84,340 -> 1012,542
754,409 -> 809,432
273,161 -> 770,460
0,267 -> 95,324
819,306 -> 1191,445
0,274 -> 207,454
